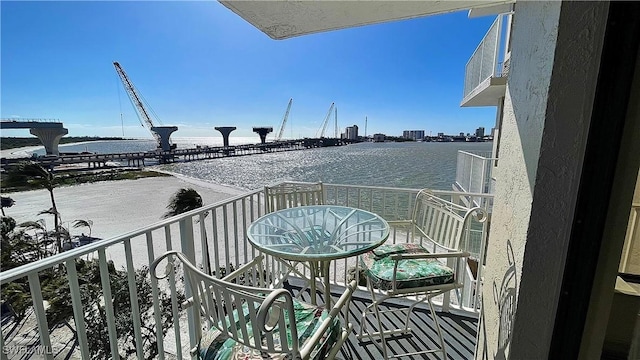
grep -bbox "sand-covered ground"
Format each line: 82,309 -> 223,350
4,171 -> 247,240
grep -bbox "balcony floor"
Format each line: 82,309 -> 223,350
287,281 -> 478,360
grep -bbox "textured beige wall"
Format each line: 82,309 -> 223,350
476,1 -> 608,359
475,3 -> 560,358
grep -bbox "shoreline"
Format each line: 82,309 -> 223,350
3,173 -> 246,241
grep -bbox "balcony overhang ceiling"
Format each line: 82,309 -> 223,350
219,0 -> 514,40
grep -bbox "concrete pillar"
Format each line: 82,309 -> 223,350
214,126 -> 237,148
151,126 -> 178,151
252,127 -> 273,144
30,127 -> 68,156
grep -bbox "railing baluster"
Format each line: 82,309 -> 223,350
242,197 -> 249,263
98,248 -> 120,358
212,208 -> 221,278
27,273 -> 53,359
124,239 -> 145,359
199,213 -> 209,275
65,259 -> 90,358
146,231 -> 165,360
249,194 -> 257,260
233,201 -> 240,266
164,225 -> 183,360
222,206 -> 230,269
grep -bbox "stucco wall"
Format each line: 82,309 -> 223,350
475,2 -> 561,359
476,2 -> 608,359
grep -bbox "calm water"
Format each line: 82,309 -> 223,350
34,138 -> 492,191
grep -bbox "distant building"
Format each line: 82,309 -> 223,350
402,130 -> 425,141
345,125 -> 358,140
373,133 -> 385,142
476,127 -> 485,138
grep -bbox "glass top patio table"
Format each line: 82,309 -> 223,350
247,205 -> 390,261
247,205 -> 390,308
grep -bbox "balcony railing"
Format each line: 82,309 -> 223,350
455,150 -> 496,207
0,182 -> 492,359
462,15 -> 504,100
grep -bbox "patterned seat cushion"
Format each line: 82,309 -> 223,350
198,299 -> 340,360
361,243 -> 455,291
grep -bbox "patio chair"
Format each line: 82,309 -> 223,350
263,181 -> 324,289
264,181 -> 324,213
151,251 -> 356,360
357,189 -> 487,359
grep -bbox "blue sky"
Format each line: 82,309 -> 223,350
2,1 -> 498,140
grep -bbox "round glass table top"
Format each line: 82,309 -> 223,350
247,205 -> 390,261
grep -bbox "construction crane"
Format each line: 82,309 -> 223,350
113,61 -> 163,147
316,102 -> 335,138
276,98 -> 293,141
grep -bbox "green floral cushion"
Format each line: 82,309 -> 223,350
361,243 -> 455,290
198,299 -> 340,360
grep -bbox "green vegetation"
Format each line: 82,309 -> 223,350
0,162 -> 182,359
1,163 -> 170,193
1,136 -> 129,150
1,216 -> 183,359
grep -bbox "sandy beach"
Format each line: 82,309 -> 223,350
3,171 -> 247,240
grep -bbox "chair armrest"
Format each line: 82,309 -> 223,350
299,279 -> 358,359
389,251 -> 470,261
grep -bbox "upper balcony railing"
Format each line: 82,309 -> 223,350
462,15 -> 506,102
455,150 -> 496,204
0,182 -> 492,359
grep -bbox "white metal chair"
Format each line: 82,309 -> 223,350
151,251 -> 356,360
264,181 -> 324,213
264,181 -> 324,290
357,189 -> 487,359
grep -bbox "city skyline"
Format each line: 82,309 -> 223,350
2,1 -> 498,140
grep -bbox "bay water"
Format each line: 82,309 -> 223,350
40,138 -> 492,191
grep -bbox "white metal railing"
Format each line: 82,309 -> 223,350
463,15 -> 504,100
321,183 -> 492,313
455,150 -> 496,205
0,188 -> 280,359
0,182 -> 492,358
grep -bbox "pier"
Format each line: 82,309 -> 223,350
1,138 -> 355,171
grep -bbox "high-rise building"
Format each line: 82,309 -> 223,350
476,127 -> 485,138
402,130 -> 425,140
345,125 -> 359,140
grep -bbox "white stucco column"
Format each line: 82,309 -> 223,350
476,1 -> 609,359
29,127 -> 68,156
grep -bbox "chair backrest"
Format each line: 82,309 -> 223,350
411,189 -> 485,251
151,251 -> 301,357
264,182 -> 324,213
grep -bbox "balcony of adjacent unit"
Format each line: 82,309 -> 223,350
460,15 -> 509,107
454,149 -> 496,210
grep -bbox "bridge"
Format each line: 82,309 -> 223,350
0,119 -> 68,156
0,138 -> 356,170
